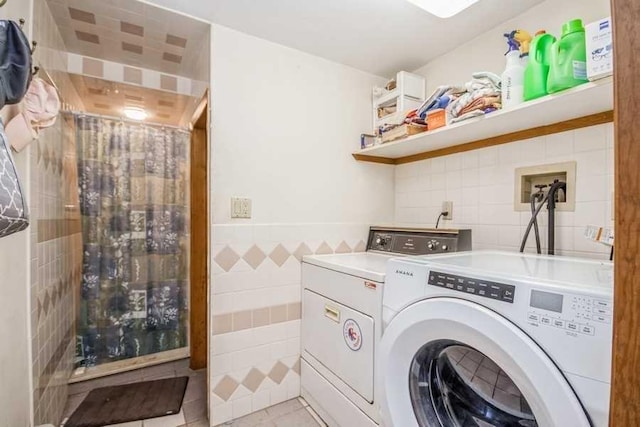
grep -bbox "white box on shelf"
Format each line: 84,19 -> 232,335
373,71 -> 425,131
586,17 -> 613,81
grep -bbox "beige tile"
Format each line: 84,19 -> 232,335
122,42 -> 143,55
273,408 -> 320,427
268,361 -> 289,384
242,368 -> 266,392
293,243 -> 313,262
69,7 -> 96,24
334,241 -> 352,254
214,246 -> 240,272
353,240 -> 366,252
291,358 -> 301,375
160,74 -> 178,92
182,398 -> 207,423
287,303 -> 301,321
163,52 -> 183,64
105,421 -> 143,427
243,245 -> 266,269
76,30 -> 100,44
269,244 -> 291,267
213,375 -> 239,401
141,409 -> 185,427
232,310 -> 252,331
82,57 -> 104,77
265,398 -> 303,418
270,305 -> 288,324
253,307 -> 270,327
166,34 -> 188,48
121,21 -> 144,37
212,314 -> 232,335
314,242 -> 333,255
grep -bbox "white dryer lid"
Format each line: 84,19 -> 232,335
303,252 -> 396,282
400,250 -> 613,292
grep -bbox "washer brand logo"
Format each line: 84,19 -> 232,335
395,269 -> 414,277
343,319 -> 362,351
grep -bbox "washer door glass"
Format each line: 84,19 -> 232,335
409,340 -> 538,427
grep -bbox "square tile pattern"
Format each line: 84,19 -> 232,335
45,0 -> 210,78
221,398 -> 325,427
394,123 -> 614,259
67,74 -> 197,126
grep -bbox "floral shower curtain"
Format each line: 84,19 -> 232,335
76,115 -> 190,367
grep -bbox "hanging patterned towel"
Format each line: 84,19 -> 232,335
0,120 -> 28,237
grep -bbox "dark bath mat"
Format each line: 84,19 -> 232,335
65,376 -> 189,427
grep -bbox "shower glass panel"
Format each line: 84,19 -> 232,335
75,114 -> 190,367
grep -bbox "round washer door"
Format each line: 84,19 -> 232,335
378,298 -> 590,427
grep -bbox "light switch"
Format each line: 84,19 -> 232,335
231,197 -> 252,219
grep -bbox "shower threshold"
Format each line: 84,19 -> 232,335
68,347 -> 189,383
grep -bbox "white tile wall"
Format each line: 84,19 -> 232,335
210,223 -> 369,425
395,123 -> 614,259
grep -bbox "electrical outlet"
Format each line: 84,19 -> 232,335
231,197 -> 252,219
442,201 -> 453,221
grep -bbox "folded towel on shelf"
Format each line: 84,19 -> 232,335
446,71 -> 502,124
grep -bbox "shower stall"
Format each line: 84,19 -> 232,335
74,114 -> 191,370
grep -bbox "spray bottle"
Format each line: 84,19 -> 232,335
501,30 -> 532,109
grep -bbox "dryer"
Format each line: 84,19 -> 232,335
301,227 -> 471,427
378,251 -> 613,427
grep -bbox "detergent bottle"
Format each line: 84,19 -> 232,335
501,30 -> 529,109
547,19 -> 588,93
524,31 -> 557,100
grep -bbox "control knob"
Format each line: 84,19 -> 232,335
427,243 -> 434,250
442,245 -> 449,251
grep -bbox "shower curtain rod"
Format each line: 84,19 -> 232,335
70,111 -> 190,132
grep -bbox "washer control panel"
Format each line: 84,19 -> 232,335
527,289 -> 612,336
427,271 -> 516,303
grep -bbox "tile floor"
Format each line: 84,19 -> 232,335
61,359 -> 207,427
60,359 -> 323,427
221,398 -> 325,427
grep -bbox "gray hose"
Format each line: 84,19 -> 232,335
530,193 -> 542,254
520,193 -> 549,253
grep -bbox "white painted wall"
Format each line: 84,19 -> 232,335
398,0 -> 613,259
0,2 -> 33,427
208,25 -> 394,423
210,25 -> 394,225
414,0 -> 611,94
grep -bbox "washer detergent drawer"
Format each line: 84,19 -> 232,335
303,289 -> 374,403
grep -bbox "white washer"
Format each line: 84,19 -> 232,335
301,227 -> 472,427
378,251 -> 613,427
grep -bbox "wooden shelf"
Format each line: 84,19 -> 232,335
354,77 -> 614,165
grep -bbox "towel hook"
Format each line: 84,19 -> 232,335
32,66 -> 40,77
31,40 -> 37,54
0,0 -> 7,8
19,18 -> 25,29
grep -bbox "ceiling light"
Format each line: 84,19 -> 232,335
406,0 -> 480,18
123,107 -> 148,121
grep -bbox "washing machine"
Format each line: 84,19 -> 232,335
301,227 -> 472,427
378,251 -> 613,427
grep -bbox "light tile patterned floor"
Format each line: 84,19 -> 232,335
221,398 -> 325,427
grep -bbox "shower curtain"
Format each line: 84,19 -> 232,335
75,115 -> 190,367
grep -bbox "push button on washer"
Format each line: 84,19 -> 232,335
581,325 -> 595,335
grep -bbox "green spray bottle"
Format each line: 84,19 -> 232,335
524,31 -> 556,101
547,19 -> 588,93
